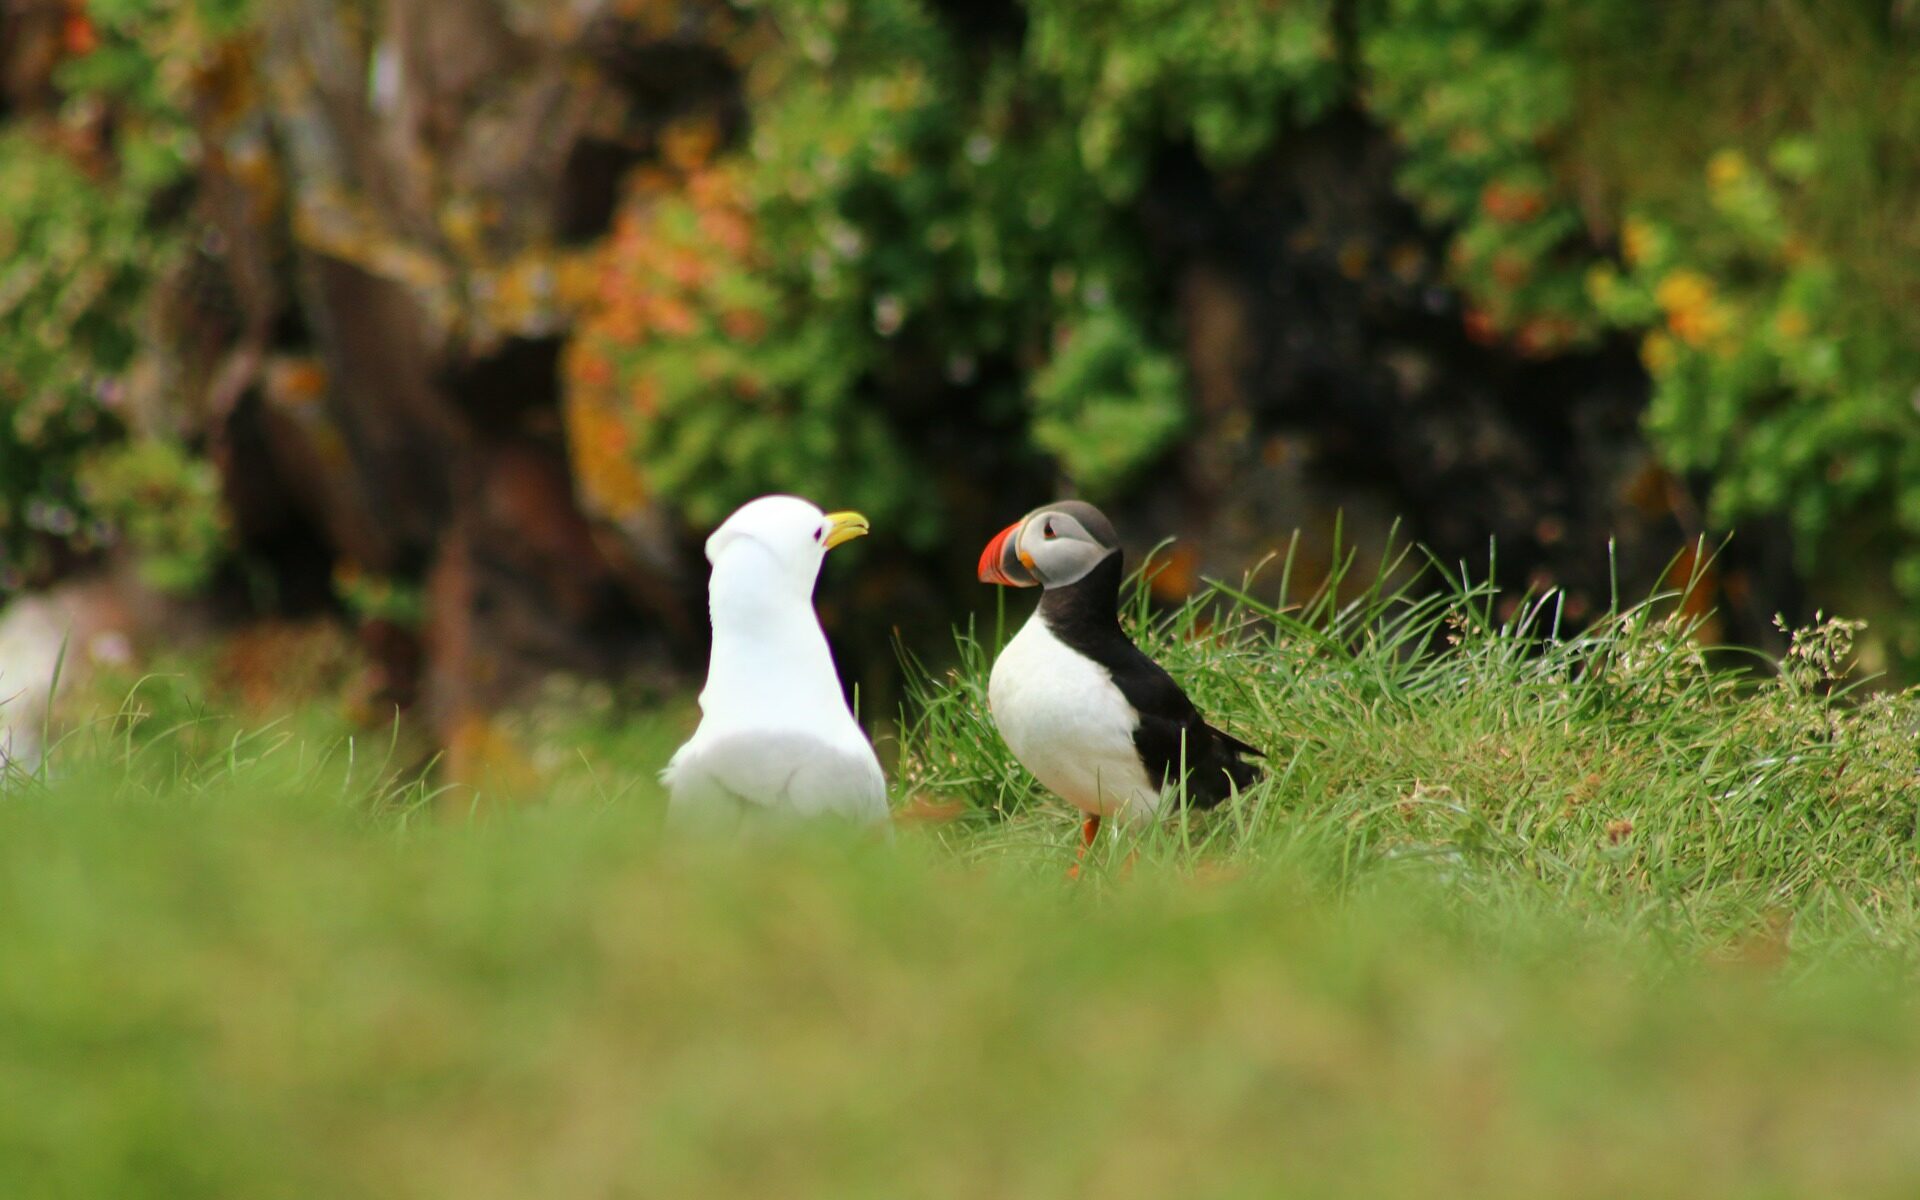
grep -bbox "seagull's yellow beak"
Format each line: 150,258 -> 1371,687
821,510 -> 871,550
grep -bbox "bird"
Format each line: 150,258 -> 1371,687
663,495 -> 890,832
978,501 -> 1261,868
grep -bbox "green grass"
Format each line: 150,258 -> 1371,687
6,547 -> 1920,1198
905,542 -> 1920,956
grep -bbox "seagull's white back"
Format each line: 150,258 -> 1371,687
664,507 -> 887,830
695,541 -> 858,744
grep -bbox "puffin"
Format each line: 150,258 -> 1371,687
978,501 -> 1261,862
663,495 -> 890,832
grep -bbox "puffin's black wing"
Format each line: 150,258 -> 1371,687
1105,647 -> 1263,808
1037,553 -> 1262,808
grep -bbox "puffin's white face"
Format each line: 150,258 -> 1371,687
706,495 -> 871,596
977,501 -> 1120,590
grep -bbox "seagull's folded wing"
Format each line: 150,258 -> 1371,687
667,731 -> 889,828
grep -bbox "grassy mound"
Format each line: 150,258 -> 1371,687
903,544 -> 1920,954
5,550 -> 1920,1197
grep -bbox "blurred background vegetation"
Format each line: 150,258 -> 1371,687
2,0 -> 1918,756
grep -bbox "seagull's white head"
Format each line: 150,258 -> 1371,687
705,495 -> 871,603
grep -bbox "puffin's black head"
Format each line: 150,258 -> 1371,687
977,501 -> 1120,590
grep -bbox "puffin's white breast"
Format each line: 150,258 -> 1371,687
987,615 -> 1161,821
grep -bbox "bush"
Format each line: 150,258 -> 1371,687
0,134 -> 152,584
0,0 -> 248,591
567,0 -> 1207,545
568,0 -> 1920,654
7,0 -> 1919,664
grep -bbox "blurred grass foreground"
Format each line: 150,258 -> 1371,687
7,555 -> 1920,1197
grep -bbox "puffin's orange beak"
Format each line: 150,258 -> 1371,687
978,520 -> 1038,587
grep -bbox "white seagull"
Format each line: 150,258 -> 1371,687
663,495 -> 889,831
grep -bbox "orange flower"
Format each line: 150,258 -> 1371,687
1515,316 -> 1575,358
1655,269 -> 1712,314
562,395 -> 647,521
668,251 -> 710,289
570,349 -> 614,388
1480,181 -> 1546,223
62,11 -> 96,55
1490,251 -> 1532,288
599,301 -> 643,344
1655,269 -> 1728,347
698,209 -> 754,257
626,166 -> 674,198
651,297 -> 697,337
721,308 -> 767,342
1669,306 -> 1727,347
1147,545 -> 1199,602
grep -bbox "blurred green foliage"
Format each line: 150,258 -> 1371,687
1029,0 -> 1341,196
573,0 -> 1920,637
6,0 -> 1920,646
0,136 -> 149,581
1360,0 -> 1595,351
1361,0 -> 1920,646
0,0 -> 243,590
571,0 -> 1197,542
76,438 -> 229,592
1562,4 -> 1920,645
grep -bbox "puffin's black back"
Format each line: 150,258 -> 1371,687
1037,553 -> 1262,807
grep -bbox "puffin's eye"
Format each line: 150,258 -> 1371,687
1043,520 -> 1057,539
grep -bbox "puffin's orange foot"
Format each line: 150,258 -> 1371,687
1067,814 -> 1101,881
